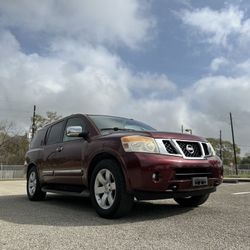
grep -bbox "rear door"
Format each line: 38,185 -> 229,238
42,120 -> 65,183
52,116 -> 88,185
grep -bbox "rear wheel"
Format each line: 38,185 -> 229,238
27,166 -> 46,201
174,194 -> 210,207
90,159 -> 134,218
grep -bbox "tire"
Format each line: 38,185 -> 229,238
27,166 -> 46,201
174,194 -> 210,207
90,159 -> 134,219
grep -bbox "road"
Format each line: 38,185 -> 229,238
0,181 -> 249,250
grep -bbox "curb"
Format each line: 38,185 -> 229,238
0,178 -> 25,181
223,178 -> 250,183
223,178 -> 239,183
238,178 -> 250,182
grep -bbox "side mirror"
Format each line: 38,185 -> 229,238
66,126 -> 82,137
66,126 -> 89,139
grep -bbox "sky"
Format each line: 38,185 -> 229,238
0,0 -> 250,155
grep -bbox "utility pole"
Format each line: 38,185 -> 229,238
230,112 -> 238,175
181,125 -> 184,133
219,130 -> 222,160
31,105 -> 36,139
0,162 -> 2,180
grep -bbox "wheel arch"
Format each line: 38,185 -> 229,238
26,163 -> 37,179
87,152 -> 132,192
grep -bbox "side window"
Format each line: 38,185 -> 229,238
46,121 -> 65,145
63,117 -> 86,142
30,129 -> 46,149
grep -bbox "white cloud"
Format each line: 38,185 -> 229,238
210,57 -> 229,72
1,30 -> 250,151
0,0 -> 155,49
129,73 -> 176,99
190,76 -> 250,114
0,31 -> 180,130
180,6 -> 243,47
236,59 -> 250,74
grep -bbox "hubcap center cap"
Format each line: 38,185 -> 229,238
105,184 -> 110,192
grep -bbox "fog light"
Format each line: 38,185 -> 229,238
152,172 -> 160,183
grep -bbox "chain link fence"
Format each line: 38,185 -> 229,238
0,165 -> 25,179
224,164 -> 250,176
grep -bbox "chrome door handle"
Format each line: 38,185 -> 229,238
56,146 -> 63,152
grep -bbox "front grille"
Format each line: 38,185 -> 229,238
163,140 -> 178,154
175,167 -> 212,180
202,143 -> 210,156
176,141 -> 202,158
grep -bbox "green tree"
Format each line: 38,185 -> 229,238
0,122 -> 29,164
240,154 -> 250,164
33,111 -> 62,130
207,138 -> 241,165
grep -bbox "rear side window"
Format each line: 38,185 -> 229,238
30,129 -> 46,149
46,121 -> 65,145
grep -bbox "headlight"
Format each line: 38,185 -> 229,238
207,143 -> 216,156
121,136 -> 159,154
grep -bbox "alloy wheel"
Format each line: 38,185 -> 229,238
94,169 -> 116,209
28,171 -> 37,196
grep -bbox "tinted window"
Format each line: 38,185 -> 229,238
63,117 -> 86,142
46,121 -> 65,145
30,129 -> 46,148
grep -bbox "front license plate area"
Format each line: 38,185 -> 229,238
192,177 -> 208,187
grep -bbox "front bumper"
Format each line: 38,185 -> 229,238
122,152 -> 223,193
134,187 -> 216,200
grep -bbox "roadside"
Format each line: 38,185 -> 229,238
223,177 -> 250,183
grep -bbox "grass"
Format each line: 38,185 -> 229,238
224,174 -> 250,178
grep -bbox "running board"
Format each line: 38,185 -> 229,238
42,187 -> 90,197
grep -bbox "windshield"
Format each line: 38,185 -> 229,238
88,115 -> 157,132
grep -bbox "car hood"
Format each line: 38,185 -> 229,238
145,131 -> 206,142
100,130 -> 206,142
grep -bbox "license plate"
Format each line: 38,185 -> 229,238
192,177 -> 208,187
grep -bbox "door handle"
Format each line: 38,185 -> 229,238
56,146 -> 63,152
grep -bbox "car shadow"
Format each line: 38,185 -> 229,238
0,194 -> 194,226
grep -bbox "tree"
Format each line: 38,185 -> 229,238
0,122 -> 29,164
33,111 -> 62,130
240,154 -> 250,165
207,138 -> 241,165
0,111 -> 62,164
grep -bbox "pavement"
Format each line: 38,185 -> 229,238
0,180 -> 250,250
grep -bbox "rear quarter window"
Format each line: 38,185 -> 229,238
30,129 -> 46,149
46,121 -> 65,145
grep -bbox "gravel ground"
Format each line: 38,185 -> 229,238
0,181 -> 249,250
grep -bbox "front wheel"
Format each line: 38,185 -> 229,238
27,166 -> 46,201
174,194 -> 210,207
90,159 -> 134,218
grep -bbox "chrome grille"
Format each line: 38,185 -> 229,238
163,140 -> 178,154
176,141 -> 202,158
157,139 -> 212,159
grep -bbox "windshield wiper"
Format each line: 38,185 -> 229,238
100,127 -> 135,132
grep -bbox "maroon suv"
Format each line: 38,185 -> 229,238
25,114 -> 223,218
